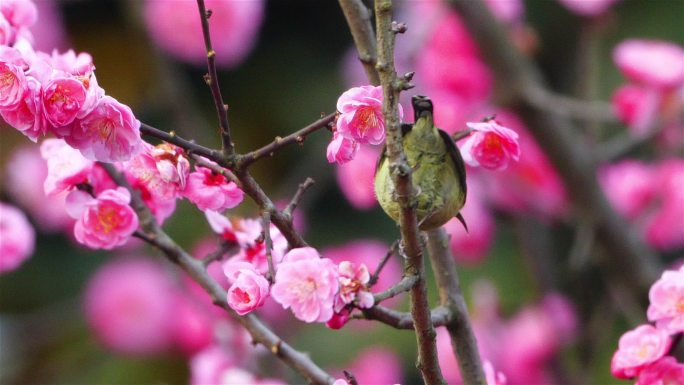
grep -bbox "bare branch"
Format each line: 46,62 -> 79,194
284,177 -> 316,219
426,228 -> 485,385
100,163 -> 333,385
338,0 -> 380,85
196,0 -> 234,155
359,305 -> 452,330
239,113 -> 336,169
140,122 -> 226,165
368,240 -> 399,288
202,241 -> 239,268
373,275 -> 418,303
375,0 -> 445,383
261,211 -> 276,284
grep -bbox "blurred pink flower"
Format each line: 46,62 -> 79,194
183,166 -> 243,212
644,159 -> 684,251
611,84 -> 661,135
483,0 -> 524,24
336,85 -> 401,145
271,247 -> 339,323
223,261 -> 270,316
347,347 -> 403,385
189,345 -> 236,385
326,131 -> 359,164
647,265 -> 684,334
29,1 -> 67,52
332,380 -> 349,385
614,39 -> 684,89
599,160 -> 656,220
0,0 -> 37,29
84,257 -> 175,355
40,138 -> 93,196
635,356 -> 684,385
46,49 -> 93,76
65,95 -> 143,163
335,144 -> 378,209
483,360 -> 507,385
169,293 -> 214,356
0,202 -> 35,273
5,145 -> 72,231
444,177 -> 495,265
557,0 -> 621,16
66,187 -> 138,250
461,119 -> 520,171
611,324 -> 672,379
143,0 -> 264,69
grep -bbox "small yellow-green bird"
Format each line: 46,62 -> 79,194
374,95 -> 468,231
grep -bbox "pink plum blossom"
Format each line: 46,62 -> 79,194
611,84 -> 661,135
326,131 -> 359,164
1,75 -> 45,141
332,380 -> 349,385
611,324 -> 672,379
40,138 -> 94,196
335,261 -> 374,311
335,144 -> 378,209
483,0 -> 524,25
47,49 -> 94,76
65,95 -> 143,163
150,143 -> 190,190
0,60 -> 26,109
189,345 -> 236,385
0,0 -> 38,29
0,202 -> 35,273
614,40 -> 684,89
223,261 -> 270,315
599,160 -> 656,220
66,187 -> 139,250
647,265 -> 684,334
143,0 -> 264,69
336,85 -> 402,145
460,119 -> 521,171
0,13 -> 15,47
84,257 -> 175,355
40,74 -> 92,128
557,0 -> 621,16
183,166 -> 244,212
271,247 -> 339,323
635,356 -> 684,385
5,145 -> 72,231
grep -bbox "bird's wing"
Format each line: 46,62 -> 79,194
438,128 -> 467,200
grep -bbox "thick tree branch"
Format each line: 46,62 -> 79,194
447,0 -> 661,293
196,0 -> 234,156
239,113 -> 336,169
100,163 -> 333,385
375,1 -> 445,384
426,228 -> 485,385
338,0 -> 380,85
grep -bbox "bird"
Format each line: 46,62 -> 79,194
374,95 -> 468,231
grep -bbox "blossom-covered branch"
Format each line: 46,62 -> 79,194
100,163 -> 334,385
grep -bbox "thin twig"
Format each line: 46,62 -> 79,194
261,211 -> 276,284
373,275 -> 418,303
451,128 -> 473,142
284,177 -> 316,219
375,1 -> 445,383
338,0 -> 380,85
190,154 -> 241,186
343,371 -> 360,385
239,113 -> 336,169
140,122 -> 226,165
100,163 -> 334,385
368,240 -> 399,288
202,241 -> 239,267
426,228 -> 485,385
196,0 -> 234,156
358,305 -> 452,330
599,123 -> 666,162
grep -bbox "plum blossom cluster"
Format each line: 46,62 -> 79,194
611,265 -> 684,383
1,10 -> 144,163
611,39 -> 684,145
